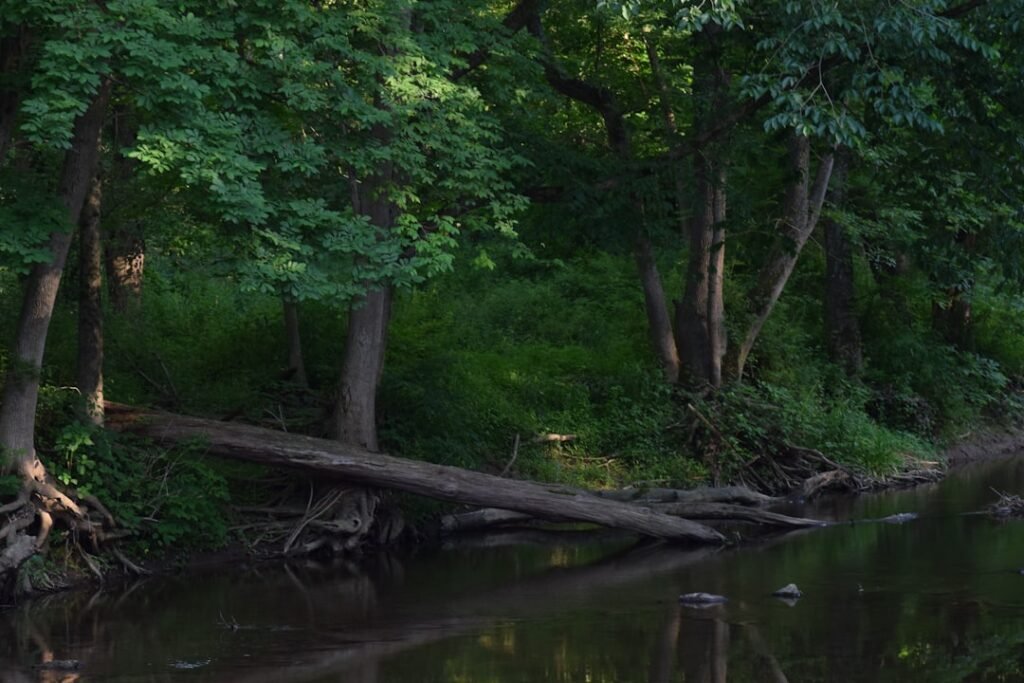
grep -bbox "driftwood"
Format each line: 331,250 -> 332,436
104,404 -> 725,544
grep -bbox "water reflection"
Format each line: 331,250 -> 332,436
4,456 -> 1024,682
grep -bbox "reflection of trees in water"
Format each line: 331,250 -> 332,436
0,603 -> 85,683
4,530 -> 1024,683
0,542 -> 719,682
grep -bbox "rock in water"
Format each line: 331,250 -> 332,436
772,583 -> 802,599
880,512 -> 918,524
679,592 -> 728,605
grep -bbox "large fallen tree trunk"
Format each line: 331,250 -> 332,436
440,500 -> 823,534
594,485 -> 778,506
104,404 -> 725,544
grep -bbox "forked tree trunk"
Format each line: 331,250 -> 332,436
0,79 -> 111,478
333,171 -> 395,452
77,175 -> 104,425
727,135 -> 835,381
823,150 -> 862,374
675,27 -> 729,389
282,297 -> 309,388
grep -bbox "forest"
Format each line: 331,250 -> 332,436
0,0 -> 1023,598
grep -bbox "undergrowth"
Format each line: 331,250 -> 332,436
0,242 -> 1019,559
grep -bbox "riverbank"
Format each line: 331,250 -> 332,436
6,412 -> 1023,608
7,453 -> 1024,682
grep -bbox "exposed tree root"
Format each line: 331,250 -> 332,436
232,482 -> 404,557
0,465 -> 120,601
734,442 -> 945,499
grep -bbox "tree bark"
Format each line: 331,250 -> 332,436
0,79 -> 111,477
105,403 -> 727,544
635,234 -> 681,382
706,168 -> 728,387
76,174 -> 104,426
594,484 -> 777,506
333,161 -> 396,452
282,296 -> 309,388
675,28 -> 729,389
104,110 -> 144,313
333,287 -> 392,451
823,150 -> 862,374
727,135 -> 835,381
440,502 -> 823,533
677,163 -> 715,386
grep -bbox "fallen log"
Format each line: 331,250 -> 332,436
104,403 -> 725,544
651,502 -> 827,529
595,485 -> 778,506
440,501 -> 824,535
440,507 -> 535,533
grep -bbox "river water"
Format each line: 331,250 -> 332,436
4,456 -> 1024,682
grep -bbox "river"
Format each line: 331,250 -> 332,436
4,455 -> 1024,682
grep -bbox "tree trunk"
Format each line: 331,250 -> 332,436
333,287 -> 391,451
677,161 -> 716,386
104,111 -> 144,314
706,168 -> 728,387
333,159 -> 395,452
823,150 -> 862,374
105,403 -> 727,544
675,28 -> 729,389
76,174 -> 104,426
0,79 -> 111,477
531,17 -> 681,383
333,168 -> 396,452
282,297 -> 309,388
727,135 -> 835,381
635,233 -> 680,382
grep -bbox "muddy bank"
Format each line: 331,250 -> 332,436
942,422 -> 1024,466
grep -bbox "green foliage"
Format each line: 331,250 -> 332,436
46,429 -> 231,552
1,0 -> 1022,560
380,250 -> 706,489
25,390 -> 233,553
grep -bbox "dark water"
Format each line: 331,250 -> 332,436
6,457 -> 1024,682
